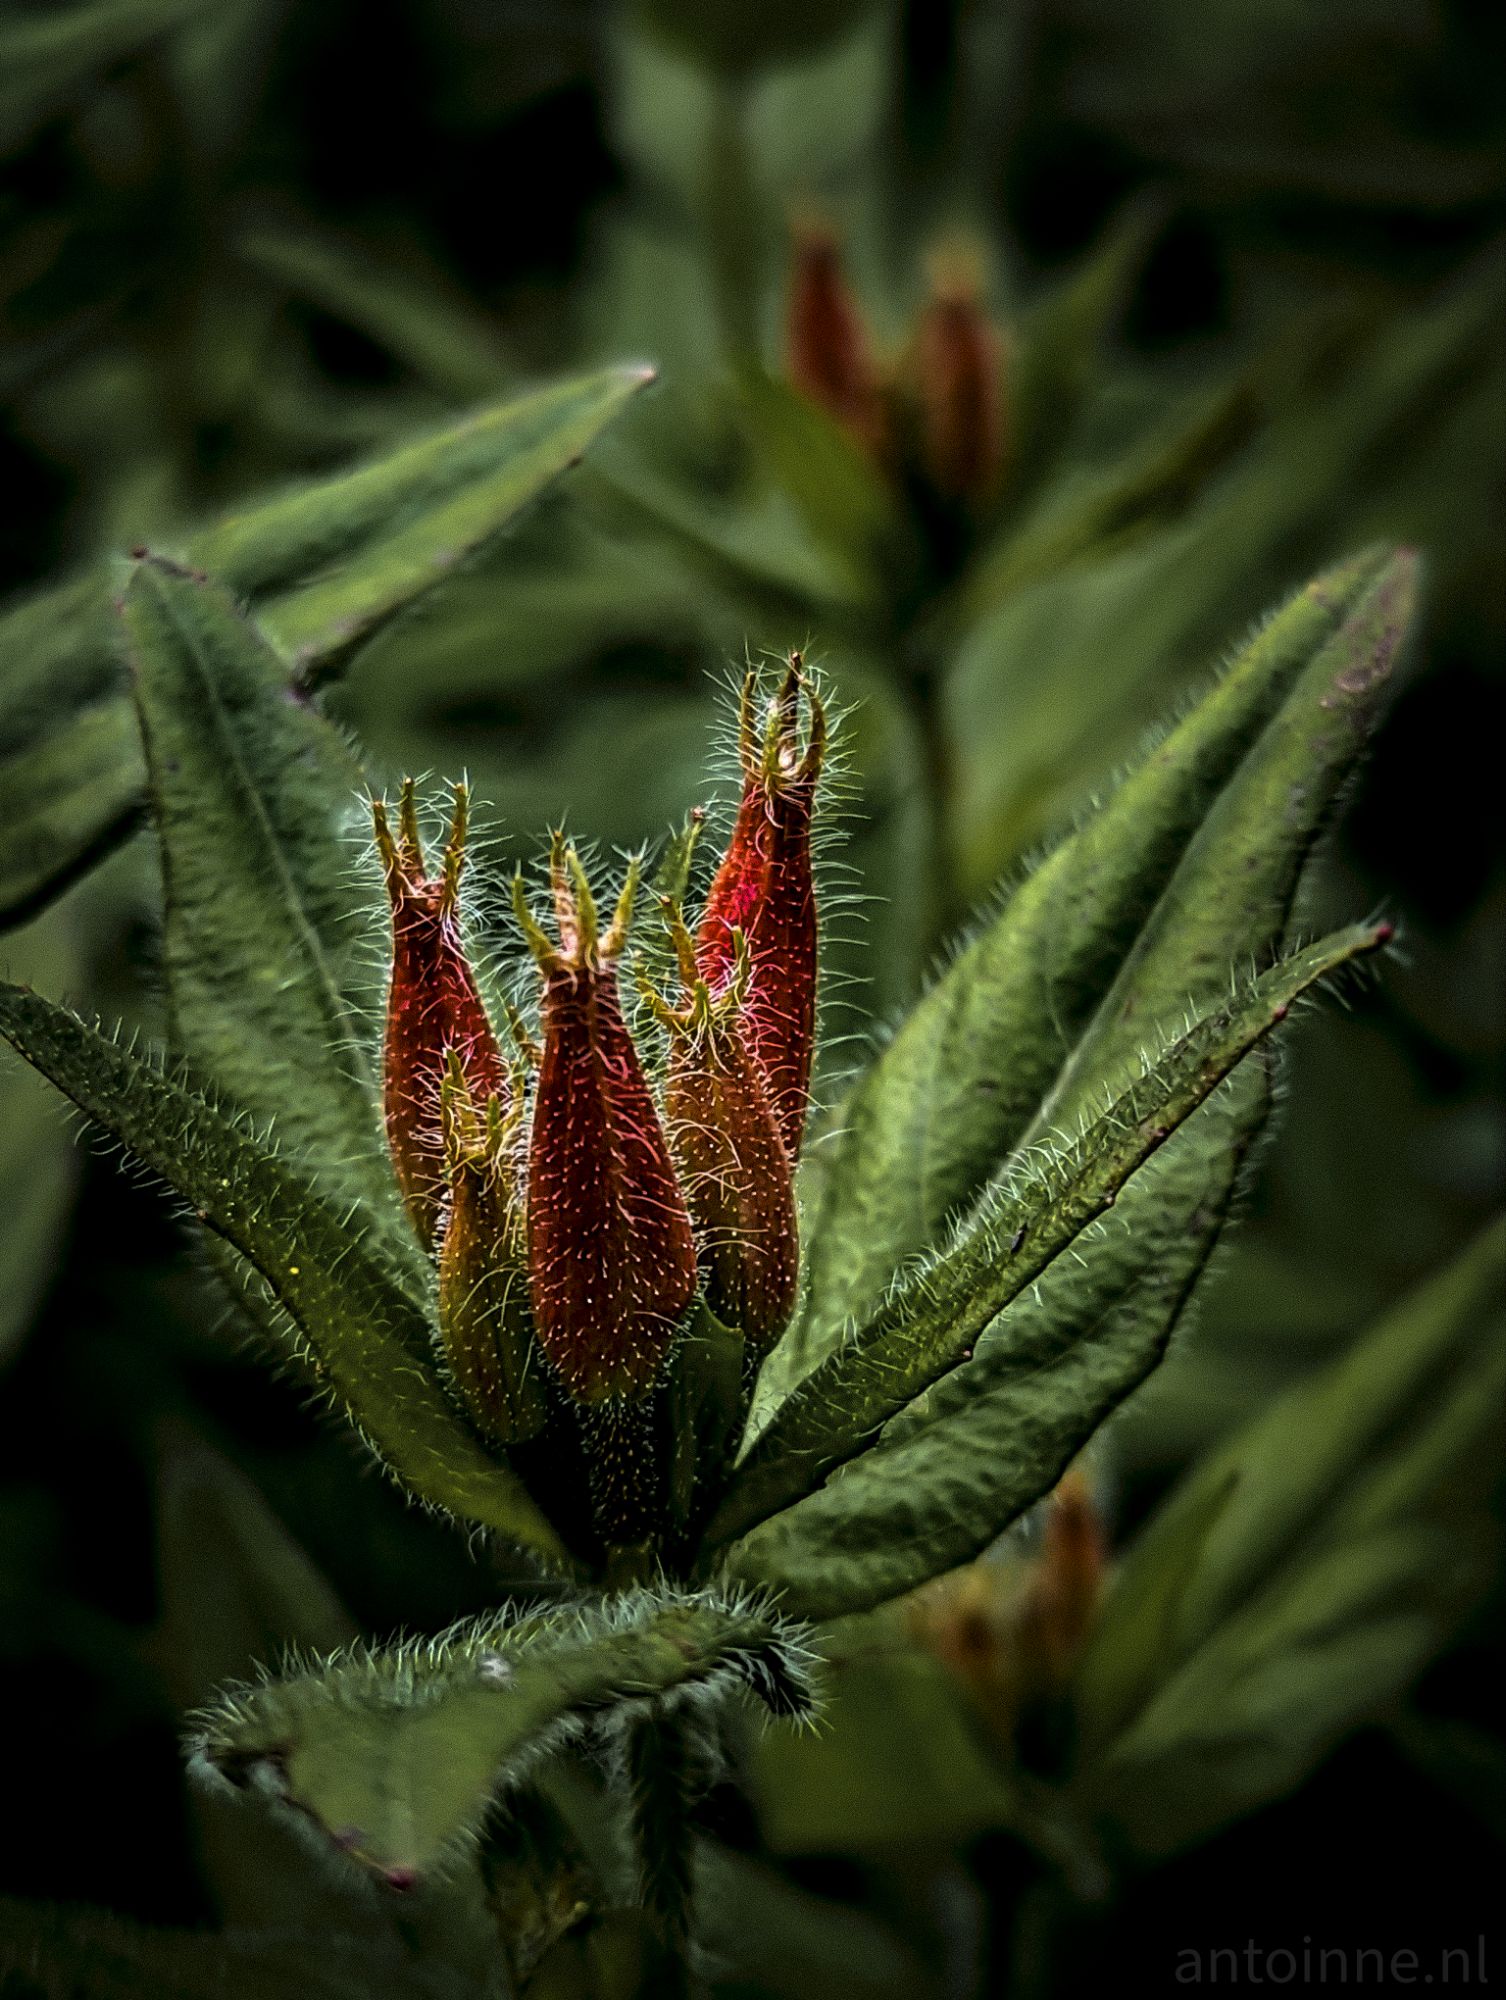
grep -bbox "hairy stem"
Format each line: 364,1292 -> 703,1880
626,1708 -> 696,1997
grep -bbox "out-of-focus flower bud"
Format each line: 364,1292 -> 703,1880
1021,1465 -> 1106,1688
695,659 -> 825,1163
907,245 -> 1009,511
373,781 -> 507,1250
907,1467 -> 1107,1754
515,840 -> 697,1405
784,220 -> 890,462
436,1054 -> 549,1444
642,917 -> 798,1349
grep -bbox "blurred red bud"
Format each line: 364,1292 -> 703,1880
785,221 -> 889,461
909,249 -> 1008,510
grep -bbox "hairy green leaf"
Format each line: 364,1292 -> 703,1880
792,548 -> 1411,1373
0,983 -> 569,1561
197,365 -> 655,668
715,921 -> 1390,1576
190,1590 -> 817,1881
0,367 -> 653,927
724,1076 -> 1267,1618
123,559 -> 406,1255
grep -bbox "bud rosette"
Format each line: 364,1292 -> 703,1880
696,660 -> 825,1164
436,1054 -> 549,1444
784,220 -> 889,463
515,841 -> 697,1405
373,781 -> 507,1250
643,917 -> 798,1350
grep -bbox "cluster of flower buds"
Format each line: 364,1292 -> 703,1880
784,219 -> 1009,515
372,661 -> 825,1455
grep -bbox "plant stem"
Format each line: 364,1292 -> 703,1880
626,1708 -> 696,1998
899,652 -> 964,956
704,74 -> 763,360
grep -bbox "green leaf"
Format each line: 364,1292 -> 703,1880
123,559 -> 406,1252
725,1082 -> 1262,1619
1026,550 -> 1414,1141
0,366 -> 653,928
792,549 -> 1410,1377
712,921 -> 1390,1600
196,366 -> 657,668
731,364 -> 910,603
151,1431 -> 504,1977
191,1590 -> 818,1882
1075,1221 -> 1506,1857
0,982 -> 570,1563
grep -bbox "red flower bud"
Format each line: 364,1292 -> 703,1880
907,248 -> 1008,511
436,1055 -> 549,1443
515,841 -> 697,1405
696,660 -> 825,1162
785,220 -> 889,462
643,920 -> 798,1350
373,781 -> 507,1249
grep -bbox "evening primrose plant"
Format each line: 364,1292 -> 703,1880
0,539 -> 1415,1986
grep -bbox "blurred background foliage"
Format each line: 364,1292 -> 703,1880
1,0 -> 1502,1992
